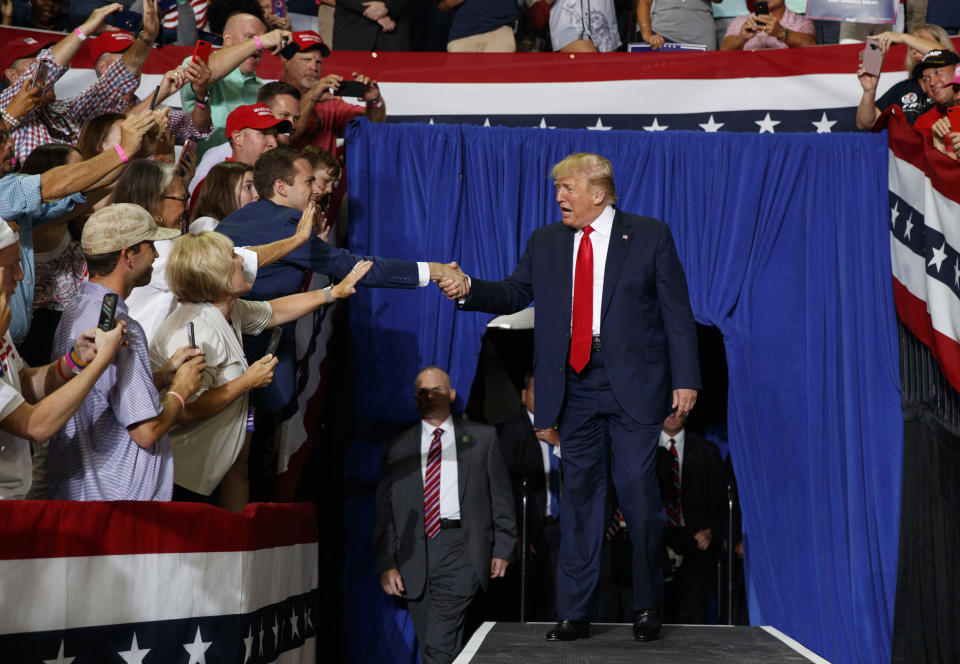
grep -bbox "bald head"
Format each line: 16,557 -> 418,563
414,367 -> 455,422
223,13 -> 267,74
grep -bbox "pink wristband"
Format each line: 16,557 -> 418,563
166,390 -> 186,410
253,35 -> 263,50
73,27 -> 87,41
114,144 -> 129,163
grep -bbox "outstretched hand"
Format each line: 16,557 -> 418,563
330,260 -> 373,299
432,261 -> 469,300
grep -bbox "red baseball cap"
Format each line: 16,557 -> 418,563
226,103 -> 293,138
0,37 -> 57,74
88,31 -> 136,63
288,31 -> 330,58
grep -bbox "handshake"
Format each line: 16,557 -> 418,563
429,262 -> 470,301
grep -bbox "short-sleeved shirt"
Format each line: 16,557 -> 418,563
45,281 -> 173,501
652,0 -> 716,49
150,299 -> 271,495
294,99 -> 365,158
34,233 -> 87,312
181,64 -> 263,158
550,0 -> 621,53
448,0 -> 518,42
724,7 -> 814,50
0,174 -> 85,341
0,333 -> 29,499
876,78 -> 932,127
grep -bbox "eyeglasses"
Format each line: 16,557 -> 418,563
165,195 -> 190,203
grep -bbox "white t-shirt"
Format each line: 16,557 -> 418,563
189,142 -> 232,194
150,299 -> 272,495
0,332 -> 30,499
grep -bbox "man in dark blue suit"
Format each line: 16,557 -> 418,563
216,147 -> 465,414
443,153 -> 700,642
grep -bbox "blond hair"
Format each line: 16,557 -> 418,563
550,153 -> 617,204
167,231 -> 236,303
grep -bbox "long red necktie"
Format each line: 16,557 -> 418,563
569,225 -> 595,372
424,428 -> 443,539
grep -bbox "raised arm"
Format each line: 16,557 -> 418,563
3,324 -> 124,444
265,260 -> 372,326
39,112 -> 155,201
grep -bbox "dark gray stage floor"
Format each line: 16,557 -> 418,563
455,622 -> 830,664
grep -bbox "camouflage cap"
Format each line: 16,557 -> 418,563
81,203 -> 180,255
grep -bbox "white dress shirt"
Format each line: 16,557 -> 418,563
420,416 -> 461,520
527,409 -> 560,517
571,204 -> 615,334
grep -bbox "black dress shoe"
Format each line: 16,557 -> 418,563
633,608 -> 661,642
546,619 -> 590,641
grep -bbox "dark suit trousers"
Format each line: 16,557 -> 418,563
406,529 -> 480,664
556,350 -> 665,619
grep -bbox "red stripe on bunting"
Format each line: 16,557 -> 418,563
0,500 -> 317,560
892,277 -> 960,392
3,25 -> 959,84
883,104 -> 960,208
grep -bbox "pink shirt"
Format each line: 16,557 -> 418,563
725,7 -> 814,51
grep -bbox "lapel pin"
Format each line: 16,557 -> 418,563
622,234 -> 629,240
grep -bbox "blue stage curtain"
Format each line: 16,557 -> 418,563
341,120 -> 902,664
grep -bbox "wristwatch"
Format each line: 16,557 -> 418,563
781,27 -> 790,42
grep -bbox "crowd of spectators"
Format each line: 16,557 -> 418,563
0,0 -> 436,508
3,0 -> 955,54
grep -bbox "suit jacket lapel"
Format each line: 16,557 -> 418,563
559,225 -> 575,322
456,422 -> 472,504
601,210 -> 631,323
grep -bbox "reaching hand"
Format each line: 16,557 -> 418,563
330,260 -> 373,299
141,0 -> 161,41
80,2 -> 123,36
118,110 -> 157,157
159,345 -> 204,388
295,200 -> 322,242
258,29 -> 293,55
432,261 -> 469,300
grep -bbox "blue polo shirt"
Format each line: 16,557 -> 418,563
448,0 -> 518,42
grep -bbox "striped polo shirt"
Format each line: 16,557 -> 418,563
45,281 -> 173,501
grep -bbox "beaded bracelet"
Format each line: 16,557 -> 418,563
0,108 -> 18,130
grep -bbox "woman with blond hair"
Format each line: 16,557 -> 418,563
151,231 -> 370,510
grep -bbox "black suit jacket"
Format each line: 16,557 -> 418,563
656,431 -> 725,555
333,0 -> 415,51
373,418 -> 517,599
461,209 -> 701,427
496,408 -> 549,539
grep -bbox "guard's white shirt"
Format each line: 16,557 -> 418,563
571,204 -> 615,335
420,416 -> 461,520
528,409 -> 560,517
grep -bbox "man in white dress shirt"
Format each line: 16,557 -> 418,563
374,366 -> 515,664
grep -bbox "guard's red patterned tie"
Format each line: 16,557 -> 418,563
666,439 -> 683,529
424,428 -> 443,539
569,225 -> 595,372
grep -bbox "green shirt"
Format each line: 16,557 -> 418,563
180,61 -> 263,158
